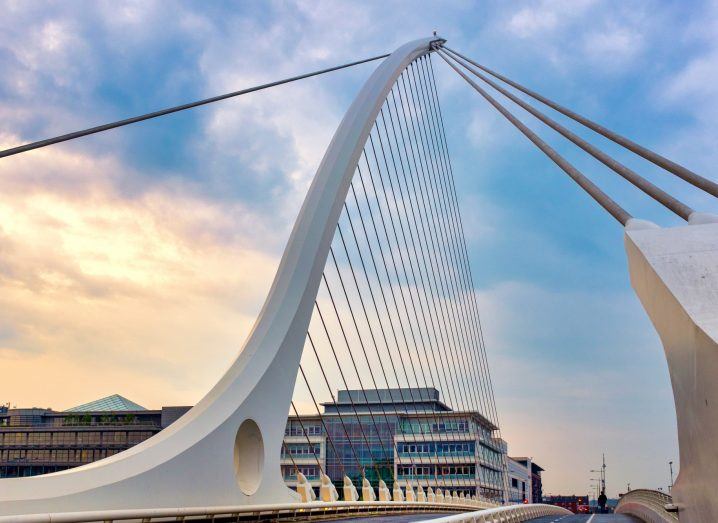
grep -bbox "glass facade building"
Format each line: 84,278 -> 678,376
281,387 -> 508,502
0,396 -> 190,478
3,389 -> 512,504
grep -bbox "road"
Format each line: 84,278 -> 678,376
529,515 -> 641,522
328,514 -> 456,522
327,513 -> 640,522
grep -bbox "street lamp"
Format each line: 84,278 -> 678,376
669,461 -> 674,493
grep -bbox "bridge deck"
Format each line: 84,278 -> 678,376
322,513 -> 641,523
528,515 -> 641,523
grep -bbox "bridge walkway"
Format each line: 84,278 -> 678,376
323,513 -> 640,523
528,514 -> 640,522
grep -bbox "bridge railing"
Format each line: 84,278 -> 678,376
615,489 -> 678,523
424,503 -> 572,522
0,500 -> 497,523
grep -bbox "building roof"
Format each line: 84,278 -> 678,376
64,394 -> 146,412
323,388 -> 450,410
511,456 -> 545,472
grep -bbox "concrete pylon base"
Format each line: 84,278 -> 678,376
625,221 -> 718,523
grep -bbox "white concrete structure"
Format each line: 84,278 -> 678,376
0,36 -> 442,518
625,220 -> 718,523
428,503 -> 570,522
615,488 -> 678,522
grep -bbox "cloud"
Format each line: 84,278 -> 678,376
0,140 -> 282,409
506,8 -> 559,39
651,4 -> 718,182
505,0 -> 596,39
583,25 -> 644,67
0,0 -> 698,497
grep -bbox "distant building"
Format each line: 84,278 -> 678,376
506,457 -> 531,503
283,387 -> 507,502
2,388 -> 520,505
544,494 -> 590,514
510,456 -> 544,504
0,395 -> 190,478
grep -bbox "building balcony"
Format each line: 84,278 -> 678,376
396,476 -> 479,486
395,433 -> 475,442
279,457 -> 324,466
283,435 -> 325,444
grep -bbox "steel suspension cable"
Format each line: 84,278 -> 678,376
311,304 -> 382,482
425,55 -> 502,429
426,54 -> 509,498
354,148 -> 472,496
334,219 -> 434,488
442,46 -> 718,199
376,103 -> 464,425
427,51 -> 503,437
406,60 -> 496,440
382,89 -> 467,428
377,87 -> 485,492
395,68 -> 493,495
413,56 -> 496,427
0,53 -> 390,159
443,49 -> 694,220
359,136 -> 458,493
321,253 -> 394,481
394,72 -> 485,441
282,440 -> 301,480
289,401 -> 326,475
436,49 -> 632,225
413,57 -> 505,496
376,93 -> 470,492
341,188 -> 441,493
400,65 -> 488,424
353,161 -> 456,493
294,376 -> 348,479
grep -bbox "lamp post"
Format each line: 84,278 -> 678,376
669,461 -> 674,493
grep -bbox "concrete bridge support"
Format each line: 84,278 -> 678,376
625,220 -> 718,523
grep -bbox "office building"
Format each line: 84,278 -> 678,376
3,387 -> 525,505
506,456 -> 544,504
511,457 -> 544,504
0,395 -> 190,478
282,387 -> 507,502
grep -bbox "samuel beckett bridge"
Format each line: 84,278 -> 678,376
0,35 -> 715,523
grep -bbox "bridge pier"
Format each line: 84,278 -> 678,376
625,220 -> 718,523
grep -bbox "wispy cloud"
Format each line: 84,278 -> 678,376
1,0 -> 707,496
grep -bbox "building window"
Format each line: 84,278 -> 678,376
285,421 -> 322,437
282,443 -> 321,457
283,465 -> 319,480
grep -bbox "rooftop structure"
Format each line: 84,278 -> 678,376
0,397 -> 190,478
64,394 -> 147,412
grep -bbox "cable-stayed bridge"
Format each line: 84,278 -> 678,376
0,35 -> 715,523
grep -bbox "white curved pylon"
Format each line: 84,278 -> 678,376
0,36 -> 443,517
625,219 -> 718,522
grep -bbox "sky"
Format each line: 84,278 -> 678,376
1,0 -> 717,499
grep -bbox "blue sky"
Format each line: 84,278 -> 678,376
2,0 -> 717,497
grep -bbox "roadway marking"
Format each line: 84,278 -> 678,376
588,515 -> 596,523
